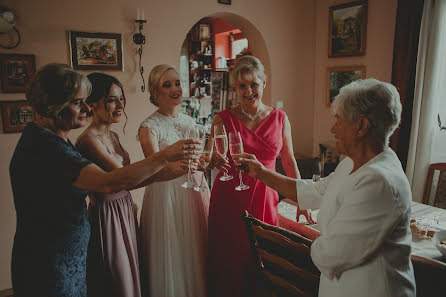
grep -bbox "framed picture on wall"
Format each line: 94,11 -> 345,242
328,1 -> 368,57
327,66 -> 366,105
199,24 -> 211,41
0,100 -> 36,133
69,31 -> 123,71
0,54 -> 36,93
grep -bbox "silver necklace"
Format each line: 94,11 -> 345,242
240,103 -> 264,121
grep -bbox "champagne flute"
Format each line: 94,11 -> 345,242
194,132 -> 213,192
181,125 -> 199,189
214,124 -> 233,181
229,131 -> 250,191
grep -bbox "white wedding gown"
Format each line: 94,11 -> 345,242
138,111 -> 209,297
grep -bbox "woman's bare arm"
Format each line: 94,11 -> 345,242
72,138 -> 199,193
279,115 -> 314,223
236,153 -> 297,200
279,115 -> 301,179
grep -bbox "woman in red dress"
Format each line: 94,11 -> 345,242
208,55 -> 306,297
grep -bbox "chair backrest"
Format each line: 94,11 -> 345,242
241,211 -> 320,297
411,255 -> 446,297
422,163 -> 446,208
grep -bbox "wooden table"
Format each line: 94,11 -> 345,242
278,199 -> 446,262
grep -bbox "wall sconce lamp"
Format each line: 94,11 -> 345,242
0,6 -> 20,49
133,8 -> 147,92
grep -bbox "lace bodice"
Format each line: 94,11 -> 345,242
138,111 -> 196,150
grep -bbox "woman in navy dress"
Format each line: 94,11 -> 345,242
9,63 -> 200,297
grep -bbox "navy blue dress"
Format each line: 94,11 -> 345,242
9,123 -> 92,297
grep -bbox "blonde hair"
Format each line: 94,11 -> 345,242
148,64 -> 176,106
230,55 -> 266,86
26,63 -> 91,119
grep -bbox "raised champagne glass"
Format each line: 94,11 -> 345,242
194,130 -> 213,192
214,124 -> 233,181
229,131 -> 250,191
181,125 -> 199,189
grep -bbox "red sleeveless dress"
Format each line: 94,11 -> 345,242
208,109 -> 285,297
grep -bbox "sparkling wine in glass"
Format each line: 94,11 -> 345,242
229,131 -> 249,191
181,125 -> 198,189
194,133 -> 213,192
214,124 -> 233,181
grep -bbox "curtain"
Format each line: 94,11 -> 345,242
406,0 -> 446,202
390,0 -> 424,169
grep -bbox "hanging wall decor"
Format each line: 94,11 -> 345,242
327,65 -> 366,105
329,1 -> 368,57
69,31 -> 123,71
0,54 -> 35,93
0,100 -> 36,133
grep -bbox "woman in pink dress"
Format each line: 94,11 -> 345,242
76,73 -> 141,297
207,55 -> 306,297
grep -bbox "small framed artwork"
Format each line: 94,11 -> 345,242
218,0 -> 231,4
0,54 -> 36,93
327,66 -> 366,105
69,31 -> 123,71
0,100 -> 36,133
329,1 -> 368,57
199,24 -> 211,41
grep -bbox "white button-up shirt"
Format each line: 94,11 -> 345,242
297,148 -> 416,297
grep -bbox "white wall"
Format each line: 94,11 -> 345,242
312,0 -> 398,156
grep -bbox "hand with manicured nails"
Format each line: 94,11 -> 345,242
233,153 -> 265,178
208,151 -> 231,173
235,153 -> 316,224
159,139 -> 202,162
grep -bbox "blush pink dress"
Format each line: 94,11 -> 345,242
208,109 -> 285,297
76,132 -> 141,297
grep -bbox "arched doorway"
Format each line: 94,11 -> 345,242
178,13 -> 270,125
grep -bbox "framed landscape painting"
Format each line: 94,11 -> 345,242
0,100 -> 36,133
329,1 -> 368,57
0,54 -> 36,93
327,66 -> 366,105
69,31 -> 123,70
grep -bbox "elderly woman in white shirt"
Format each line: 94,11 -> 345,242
235,78 -> 416,297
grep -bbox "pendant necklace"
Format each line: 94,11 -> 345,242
241,103 -> 264,121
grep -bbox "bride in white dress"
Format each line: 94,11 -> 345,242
137,64 -> 209,297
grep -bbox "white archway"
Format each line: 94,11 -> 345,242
180,12 -> 272,104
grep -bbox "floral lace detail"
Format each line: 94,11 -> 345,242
138,111 -> 196,150
10,123 -> 91,297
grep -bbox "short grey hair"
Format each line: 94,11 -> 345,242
230,55 -> 266,86
148,64 -> 176,107
334,78 -> 402,147
26,63 -> 91,120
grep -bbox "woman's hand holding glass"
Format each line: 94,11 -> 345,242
213,124 -> 233,181
159,138 -> 201,163
231,153 -> 265,179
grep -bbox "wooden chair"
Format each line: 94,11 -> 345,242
422,163 -> 446,208
241,211 -> 320,297
411,255 -> 446,297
